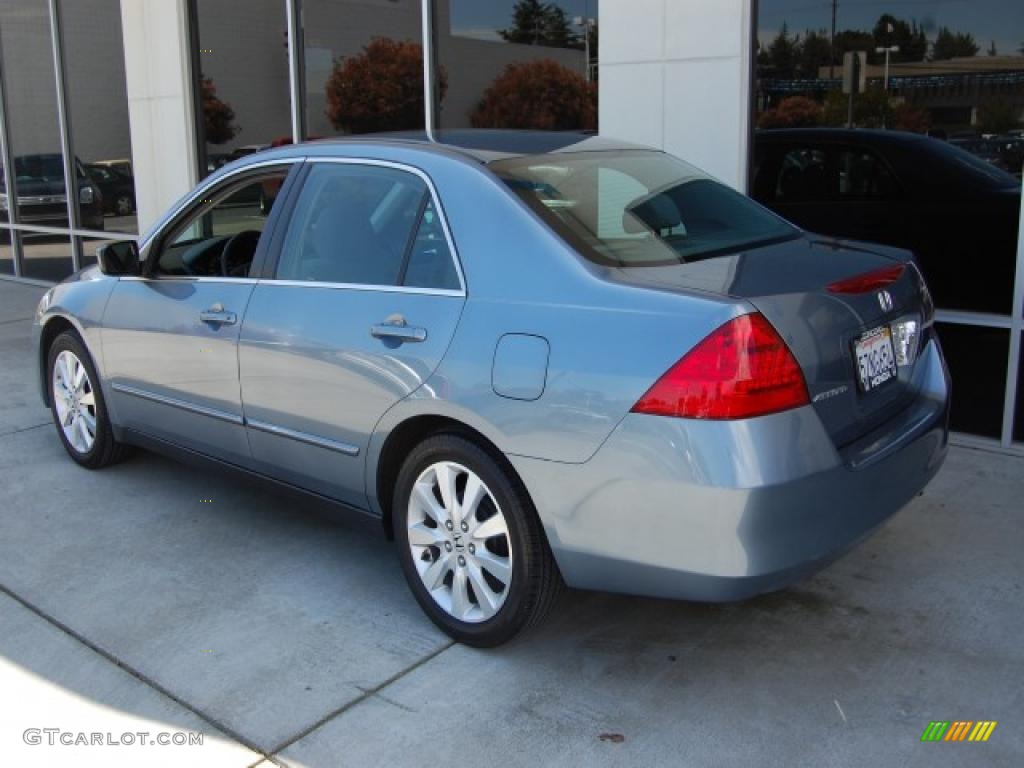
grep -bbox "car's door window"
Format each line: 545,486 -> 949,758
276,163 -> 454,288
401,199 -> 460,290
774,147 -> 829,201
837,148 -> 899,199
154,169 -> 288,278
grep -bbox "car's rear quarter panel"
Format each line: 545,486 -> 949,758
362,147 -> 746,481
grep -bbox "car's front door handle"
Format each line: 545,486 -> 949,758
371,315 -> 427,343
200,304 -> 237,326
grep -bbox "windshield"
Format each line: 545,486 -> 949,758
492,149 -> 798,268
14,155 -> 66,183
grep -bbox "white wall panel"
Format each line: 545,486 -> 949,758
600,0 -> 753,191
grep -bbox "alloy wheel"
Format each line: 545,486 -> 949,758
52,349 -> 97,454
407,461 -> 513,623
115,196 -> 134,215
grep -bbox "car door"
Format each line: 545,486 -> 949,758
238,159 -> 466,508
102,162 -> 298,465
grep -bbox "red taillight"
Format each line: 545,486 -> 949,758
631,313 -> 809,420
827,264 -> 905,294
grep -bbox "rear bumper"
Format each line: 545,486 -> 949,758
510,337 -> 950,602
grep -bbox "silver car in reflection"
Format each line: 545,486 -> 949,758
33,132 -> 950,646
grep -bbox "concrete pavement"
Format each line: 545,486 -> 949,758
0,276 -> 1021,767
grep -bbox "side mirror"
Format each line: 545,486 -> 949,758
96,240 -> 140,276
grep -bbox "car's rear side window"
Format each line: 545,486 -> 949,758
276,162 -> 455,288
493,150 -> 798,268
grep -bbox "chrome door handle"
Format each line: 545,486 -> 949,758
371,316 -> 427,343
200,307 -> 237,325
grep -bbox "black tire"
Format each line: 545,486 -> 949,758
47,331 -> 128,469
393,433 -> 562,647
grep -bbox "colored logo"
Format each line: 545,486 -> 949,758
921,721 -> 997,742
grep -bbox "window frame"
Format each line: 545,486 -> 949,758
261,157 -> 466,297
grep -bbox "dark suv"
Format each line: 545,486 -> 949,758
1,154 -> 104,233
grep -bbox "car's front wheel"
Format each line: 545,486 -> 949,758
393,434 -> 561,646
47,331 -> 127,469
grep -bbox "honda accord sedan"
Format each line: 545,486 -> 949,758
32,132 -> 949,646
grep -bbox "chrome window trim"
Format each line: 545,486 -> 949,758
111,383 -> 244,425
269,156 -> 467,296
259,279 -> 463,297
139,156 -> 307,253
246,419 -> 360,457
119,276 -> 259,285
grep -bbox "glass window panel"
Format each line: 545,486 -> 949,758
0,231 -> 13,275
1,1 -> 73,282
935,322 -> 1009,438
1015,337 -> 1023,443
403,199 -> 460,290
194,1 -> 292,177
157,171 -> 288,278
62,0 -> 136,234
438,1 -> 598,130
754,0 -> 1023,315
19,230 -> 73,283
276,163 -> 426,285
302,0 -> 425,138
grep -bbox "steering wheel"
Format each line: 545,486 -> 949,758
220,230 -> 262,277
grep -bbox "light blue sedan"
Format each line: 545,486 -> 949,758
33,132 -> 949,646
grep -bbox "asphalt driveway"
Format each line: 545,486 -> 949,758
0,277 -> 1021,767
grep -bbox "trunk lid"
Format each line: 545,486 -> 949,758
608,234 -> 928,446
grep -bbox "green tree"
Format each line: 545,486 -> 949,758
977,98 -> 1019,134
796,29 -> 831,78
932,27 -> 979,60
872,14 -> 928,63
833,29 -> 876,62
823,87 -> 893,128
499,0 -> 578,48
764,24 -> 800,78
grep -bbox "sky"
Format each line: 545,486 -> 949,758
758,0 -> 1024,57
450,0 -> 596,41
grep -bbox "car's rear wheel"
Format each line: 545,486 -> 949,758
47,331 -> 127,469
393,434 -> 561,646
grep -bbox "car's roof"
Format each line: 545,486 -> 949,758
228,130 -> 650,168
755,128 -> 934,147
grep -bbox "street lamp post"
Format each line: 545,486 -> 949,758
574,16 -> 596,82
875,44 -> 900,92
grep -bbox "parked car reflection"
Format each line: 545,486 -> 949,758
753,128 -> 1021,315
85,163 -> 136,216
0,153 -> 104,233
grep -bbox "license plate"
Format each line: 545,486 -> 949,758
854,326 -> 897,393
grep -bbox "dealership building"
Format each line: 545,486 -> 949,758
0,0 -> 1022,447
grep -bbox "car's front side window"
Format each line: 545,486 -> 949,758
153,169 -> 288,278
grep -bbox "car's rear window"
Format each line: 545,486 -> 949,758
492,149 -> 798,268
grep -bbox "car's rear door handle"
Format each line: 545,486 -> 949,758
371,315 -> 427,343
200,304 -> 237,325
